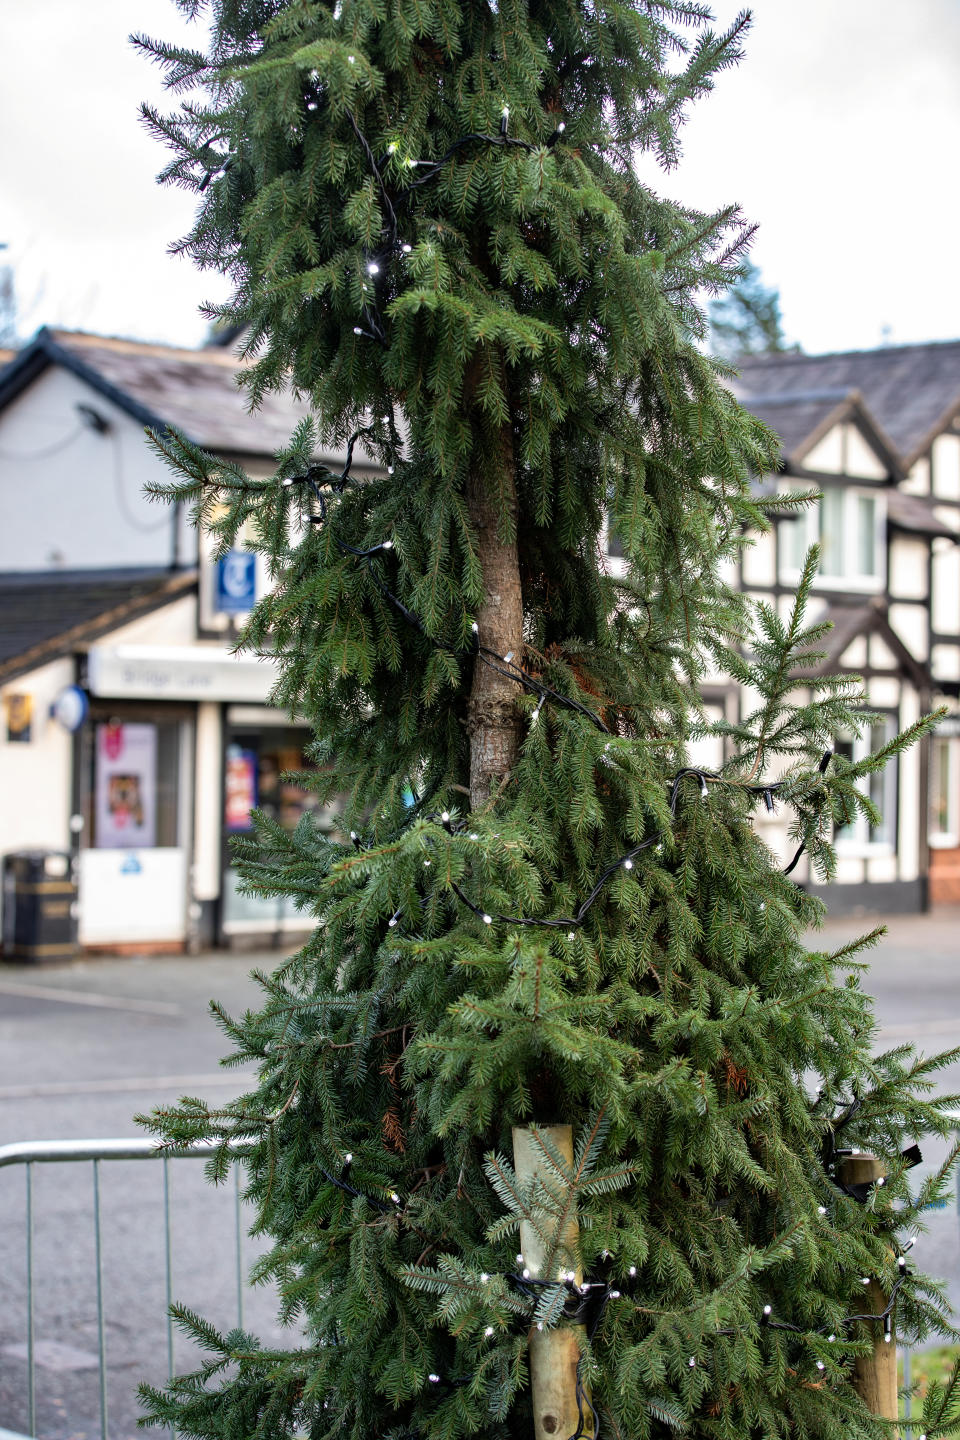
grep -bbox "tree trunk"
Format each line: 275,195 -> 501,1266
838,1155 -> 898,1425
512,1126 -> 592,1440
464,417 -> 524,810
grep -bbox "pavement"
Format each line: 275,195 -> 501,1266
0,910 -> 958,1438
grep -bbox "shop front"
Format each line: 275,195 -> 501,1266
81,643 -> 282,950
219,707 -> 336,942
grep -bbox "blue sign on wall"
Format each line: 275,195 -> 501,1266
216,552 -> 256,614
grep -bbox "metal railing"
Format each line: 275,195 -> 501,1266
0,1138 -> 245,1440
2,1136 -> 956,1440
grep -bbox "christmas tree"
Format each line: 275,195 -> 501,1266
137,3 -> 960,1437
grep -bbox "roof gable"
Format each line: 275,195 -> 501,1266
0,328 -> 316,460
733,340 -> 960,468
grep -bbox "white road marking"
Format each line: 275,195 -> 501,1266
0,1072 -> 256,1100
0,979 -> 180,1016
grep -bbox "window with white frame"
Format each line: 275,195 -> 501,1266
780,485 -> 885,588
929,736 -> 959,848
834,714 -> 899,852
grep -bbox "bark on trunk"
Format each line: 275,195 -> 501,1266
512,1126 -> 592,1440
838,1155 -> 898,1424
465,421 -> 524,810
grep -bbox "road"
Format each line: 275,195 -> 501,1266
0,910 -> 959,1438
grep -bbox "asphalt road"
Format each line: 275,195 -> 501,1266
0,910 -> 959,1439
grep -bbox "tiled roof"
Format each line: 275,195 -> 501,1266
887,490 -> 958,540
733,341 -> 960,467
0,569 -> 197,684
0,329 -> 325,461
57,330 -> 316,457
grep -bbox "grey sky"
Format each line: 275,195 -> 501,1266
3,1 -> 959,353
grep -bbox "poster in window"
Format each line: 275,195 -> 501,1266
225,746 -> 257,830
95,723 -> 157,849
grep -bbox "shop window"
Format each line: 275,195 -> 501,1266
83,719 -> 182,849
781,485 -> 884,589
834,714 -> 898,852
222,726 -> 340,933
930,737 -> 958,849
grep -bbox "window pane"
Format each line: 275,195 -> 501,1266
818,489 -> 846,575
857,495 -> 877,576
932,738 -> 951,835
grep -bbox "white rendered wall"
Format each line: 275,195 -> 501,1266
933,434 -> 960,501
0,657 -> 75,930
888,603 -> 929,662
889,536 -> 929,600
932,544 -> 960,636
802,426 -> 843,474
844,425 -> 888,480
898,685 -> 921,882
742,529 -> 775,586
0,367 -> 181,571
193,701 -> 223,903
902,457 -> 931,497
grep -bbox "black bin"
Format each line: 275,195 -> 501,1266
2,851 -> 78,962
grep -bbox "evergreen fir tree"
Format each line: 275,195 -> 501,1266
135,3 -> 960,1437
708,257 -> 797,361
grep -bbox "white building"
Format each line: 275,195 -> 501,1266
2,330 -> 959,953
0,328 -> 376,951
606,342 -> 960,913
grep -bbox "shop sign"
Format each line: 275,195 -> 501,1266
88,645 -> 280,702
4,692 -> 32,743
216,551 -> 257,614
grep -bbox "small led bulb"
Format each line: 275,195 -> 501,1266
350,831 -> 357,840
347,54 -> 356,63
381,538 -> 393,550
688,1356 -> 696,1368
628,1266 -> 637,1277
883,1332 -> 891,1343
353,326 -> 363,335
387,465 -> 395,474
537,1321 -> 543,1331
480,1273 -> 489,1283
344,1153 -> 353,1164
406,157 -> 417,168
861,1277 -> 871,1286
388,142 -> 397,154
484,1325 -> 494,1337
482,913 -> 493,925
557,121 -> 566,133
568,931 -> 575,941
609,1289 -> 621,1299
699,777 -> 708,799
758,901 -> 766,912
472,621 -> 479,633
423,859 -> 431,867
876,1176 -> 885,1187
391,1192 -> 400,1203
388,916 -> 398,928
816,1360 -> 825,1371
828,1334 -> 835,1343
898,1256 -> 907,1272
401,243 -> 412,254
281,476 -> 294,488
817,1206 -> 827,1215
442,811 -> 450,823
428,1373 -> 440,1384
523,1268 -> 531,1279
469,832 -> 479,841
516,1254 -> 524,1265
367,261 -> 380,275
565,1270 -> 576,1283
504,652 -> 514,663
623,858 -> 633,871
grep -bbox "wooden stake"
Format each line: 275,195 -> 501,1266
837,1154 -> 898,1424
512,1125 -> 592,1440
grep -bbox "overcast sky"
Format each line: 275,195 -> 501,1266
3,0 -> 959,355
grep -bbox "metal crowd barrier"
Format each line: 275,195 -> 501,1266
1,1135 -> 956,1440
0,1138 -> 245,1440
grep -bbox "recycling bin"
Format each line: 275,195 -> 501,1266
2,851 -> 78,962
